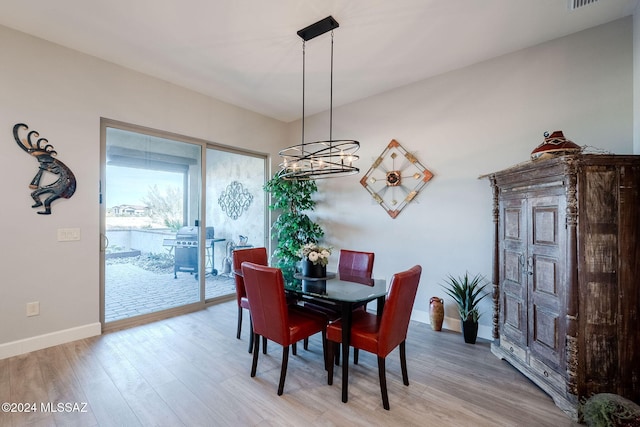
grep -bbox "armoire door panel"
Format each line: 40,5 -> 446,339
533,256 -> 558,296
531,305 -> 561,369
502,292 -> 525,344
505,208 -> 522,240
504,250 -> 522,283
532,207 -> 557,245
532,305 -> 559,350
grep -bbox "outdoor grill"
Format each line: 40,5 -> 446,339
171,226 -> 214,279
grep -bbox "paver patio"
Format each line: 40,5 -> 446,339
105,262 -> 235,322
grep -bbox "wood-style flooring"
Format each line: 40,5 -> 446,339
0,301 -> 580,426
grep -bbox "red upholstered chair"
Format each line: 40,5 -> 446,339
241,262 -> 328,395
338,249 -> 375,277
233,247 -> 268,353
327,265 -> 422,410
339,248 -> 375,313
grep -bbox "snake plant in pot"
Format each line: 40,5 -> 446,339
441,272 -> 489,344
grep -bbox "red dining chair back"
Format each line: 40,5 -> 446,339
338,249 -> 375,278
327,264 -> 422,410
338,249 -> 375,347
241,262 -> 327,395
233,247 -> 268,352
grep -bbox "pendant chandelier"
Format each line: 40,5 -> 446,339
278,16 -> 360,180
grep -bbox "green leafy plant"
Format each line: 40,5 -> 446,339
580,393 -> 640,427
264,174 -> 324,271
441,272 -> 489,322
142,184 -> 183,231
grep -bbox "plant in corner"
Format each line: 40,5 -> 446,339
441,272 -> 489,344
263,174 -> 325,273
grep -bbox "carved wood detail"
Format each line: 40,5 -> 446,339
486,154 -> 640,420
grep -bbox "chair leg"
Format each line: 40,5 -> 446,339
250,333 -> 260,377
277,346 -> 290,396
292,342 -> 297,356
327,341 -> 335,385
400,341 -> 409,385
236,306 -> 242,339
321,329 -> 328,371
262,336 -> 267,355
303,337 -> 309,350
354,348 -> 359,365
377,356 -> 390,410
248,315 -> 254,353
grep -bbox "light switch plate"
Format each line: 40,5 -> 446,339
57,228 -> 81,241
26,301 -> 40,316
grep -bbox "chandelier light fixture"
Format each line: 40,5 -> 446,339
278,16 -> 360,180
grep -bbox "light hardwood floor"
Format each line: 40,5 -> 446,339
1,301 -> 580,426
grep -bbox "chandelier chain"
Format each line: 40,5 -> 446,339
330,30 -> 334,142
302,40 -> 306,148
278,16 -> 359,180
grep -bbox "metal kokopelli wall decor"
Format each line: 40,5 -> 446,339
13,123 -> 76,215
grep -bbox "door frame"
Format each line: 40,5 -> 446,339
100,118 -> 269,332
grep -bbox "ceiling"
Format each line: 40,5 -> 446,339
0,0 -> 637,122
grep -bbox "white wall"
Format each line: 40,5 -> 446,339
299,18 -> 634,338
0,25 -> 286,358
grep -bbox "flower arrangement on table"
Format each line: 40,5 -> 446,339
298,243 -> 332,279
298,243 -> 332,266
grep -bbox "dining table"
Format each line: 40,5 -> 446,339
284,270 -> 388,403
234,265 -> 388,403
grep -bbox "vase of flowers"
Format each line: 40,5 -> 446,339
299,243 -> 331,278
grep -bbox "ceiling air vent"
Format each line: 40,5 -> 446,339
568,0 -> 599,10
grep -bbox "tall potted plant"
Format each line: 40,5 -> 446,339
263,174 -> 324,272
441,272 -> 489,344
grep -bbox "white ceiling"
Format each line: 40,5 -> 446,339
0,0 -> 637,122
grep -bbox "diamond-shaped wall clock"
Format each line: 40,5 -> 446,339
360,139 -> 433,219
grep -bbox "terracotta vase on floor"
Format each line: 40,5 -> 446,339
429,297 -> 444,331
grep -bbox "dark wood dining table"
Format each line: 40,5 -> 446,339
284,271 -> 388,403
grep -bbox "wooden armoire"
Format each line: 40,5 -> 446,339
486,154 -> 639,419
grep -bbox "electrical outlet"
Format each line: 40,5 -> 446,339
26,301 -> 40,317
57,228 -> 81,241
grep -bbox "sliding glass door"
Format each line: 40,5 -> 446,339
102,124 -> 203,326
204,147 -> 267,300
100,119 -> 268,329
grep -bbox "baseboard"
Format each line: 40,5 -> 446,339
0,322 -> 102,360
411,309 -> 493,341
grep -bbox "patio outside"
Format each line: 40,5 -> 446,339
105,253 -> 235,323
